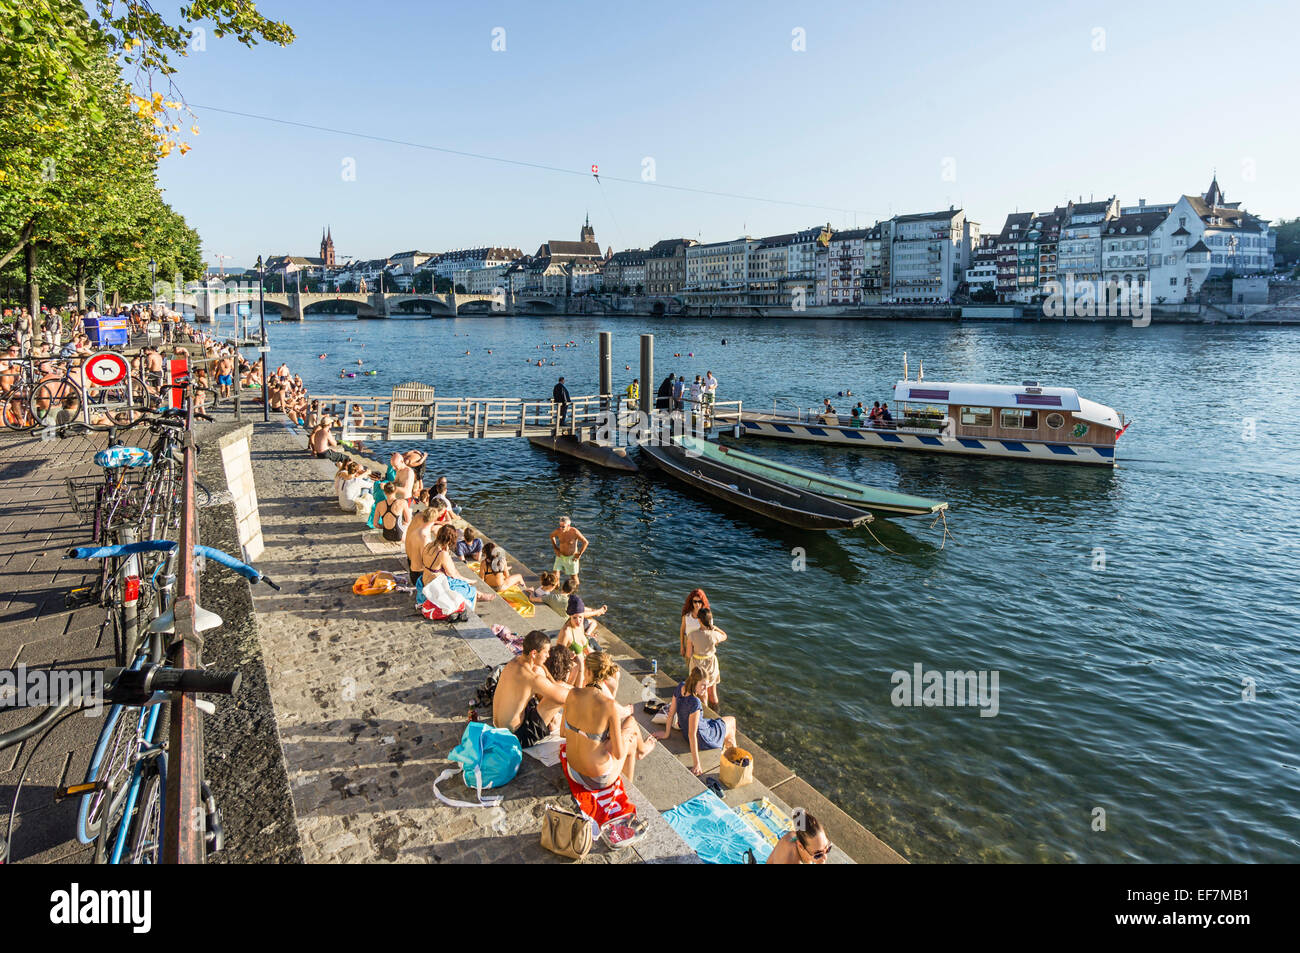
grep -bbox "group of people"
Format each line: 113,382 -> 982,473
654,371 -> 719,419
821,397 -> 895,429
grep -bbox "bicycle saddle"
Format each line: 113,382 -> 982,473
93,446 -> 153,469
148,602 -> 224,635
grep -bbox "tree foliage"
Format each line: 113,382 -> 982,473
0,0 -> 292,307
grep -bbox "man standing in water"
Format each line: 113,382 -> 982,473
553,376 -> 571,428
549,515 -> 588,582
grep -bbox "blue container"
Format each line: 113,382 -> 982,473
84,315 -> 129,348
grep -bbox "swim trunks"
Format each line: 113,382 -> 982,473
553,554 -> 580,576
218,374 -> 233,386
513,697 -> 551,748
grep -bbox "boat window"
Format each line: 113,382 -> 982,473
999,409 -> 1039,429
961,406 -> 993,426
1045,412 -> 1066,430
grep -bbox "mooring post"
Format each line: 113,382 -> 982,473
639,333 -> 653,418
599,331 -> 612,412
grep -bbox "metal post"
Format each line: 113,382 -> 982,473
258,256 -> 268,422
639,333 -> 653,417
598,331 -> 612,412
162,430 -> 203,863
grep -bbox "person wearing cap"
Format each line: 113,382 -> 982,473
561,577 -> 606,638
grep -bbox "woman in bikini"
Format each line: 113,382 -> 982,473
481,542 -> 525,592
561,653 -> 655,789
373,483 -> 410,543
421,523 -> 493,607
557,610 -> 595,686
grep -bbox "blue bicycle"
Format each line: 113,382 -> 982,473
58,541 -> 279,864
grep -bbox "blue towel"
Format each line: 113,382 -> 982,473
662,792 -> 772,864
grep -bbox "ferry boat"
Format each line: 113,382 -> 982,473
735,376 -> 1127,467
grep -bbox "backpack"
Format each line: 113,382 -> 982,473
432,721 -> 522,808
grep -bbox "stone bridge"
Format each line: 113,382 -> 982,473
177,289 -> 587,321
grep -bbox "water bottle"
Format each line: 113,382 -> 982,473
651,658 -> 657,676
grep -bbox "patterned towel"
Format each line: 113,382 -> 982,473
662,792 -> 771,864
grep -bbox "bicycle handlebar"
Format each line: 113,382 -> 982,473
66,544 -> 280,590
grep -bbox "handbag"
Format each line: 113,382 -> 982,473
540,803 -> 593,860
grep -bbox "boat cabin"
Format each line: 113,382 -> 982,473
891,381 -> 1123,448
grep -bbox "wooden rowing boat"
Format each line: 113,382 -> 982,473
639,441 -> 873,531
693,436 -> 947,517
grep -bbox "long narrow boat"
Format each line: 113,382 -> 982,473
679,435 -> 947,518
640,441 -> 873,531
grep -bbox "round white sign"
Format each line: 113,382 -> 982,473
85,352 -> 129,387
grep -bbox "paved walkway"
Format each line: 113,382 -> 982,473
247,423 -> 901,863
0,429 -> 111,862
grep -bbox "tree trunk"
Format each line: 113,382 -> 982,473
75,261 -> 87,310
0,217 -> 36,272
25,241 -> 39,317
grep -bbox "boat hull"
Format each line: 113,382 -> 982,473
640,444 -> 873,531
735,416 -> 1117,467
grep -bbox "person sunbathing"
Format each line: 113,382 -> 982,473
561,652 -> 655,787
421,523 -> 494,605
765,812 -> 831,864
373,483 -> 410,543
481,542 -> 525,592
494,630 -> 569,746
545,642 -> 582,689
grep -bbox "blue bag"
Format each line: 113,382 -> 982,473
432,721 -> 522,808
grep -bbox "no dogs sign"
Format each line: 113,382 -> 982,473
85,352 -> 129,387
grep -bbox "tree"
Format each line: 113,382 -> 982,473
0,0 -> 293,307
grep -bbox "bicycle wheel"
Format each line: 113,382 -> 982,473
126,763 -> 163,864
1,388 -> 36,431
32,378 -> 83,430
77,703 -> 137,843
87,376 -> 151,431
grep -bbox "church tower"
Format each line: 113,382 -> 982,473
580,213 -> 596,245
1204,174 -> 1224,208
320,226 -> 336,267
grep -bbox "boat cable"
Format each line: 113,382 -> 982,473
929,508 -> 955,550
862,519 -> 902,555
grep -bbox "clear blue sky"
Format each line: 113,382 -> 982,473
153,0 -> 1300,267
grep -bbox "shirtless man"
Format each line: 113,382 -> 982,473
389,452 -> 415,499
765,811 -> 831,865
144,347 -> 165,394
549,516 -> 588,581
211,354 -> 230,399
493,630 -> 570,747
404,508 -> 436,604
308,421 -> 339,458
0,346 -> 20,396
276,362 -> 290,381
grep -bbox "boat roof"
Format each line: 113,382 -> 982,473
894,380 -> 1079,410
892,381 -> 1122,429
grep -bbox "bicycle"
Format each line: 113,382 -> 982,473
58,540 -> 279,864
1,356 -> 152,433
0,664 -> 241,865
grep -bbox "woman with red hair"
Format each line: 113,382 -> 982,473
679,589 -> 710,662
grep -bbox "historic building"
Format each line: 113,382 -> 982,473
644,238 -> 697,295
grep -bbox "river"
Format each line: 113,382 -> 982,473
235,312 -> 1300,863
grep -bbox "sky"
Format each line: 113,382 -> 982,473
150,0 -> 1300,268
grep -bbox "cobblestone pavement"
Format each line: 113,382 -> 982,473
0,429 -> 113,862
246,425 -> 697,862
